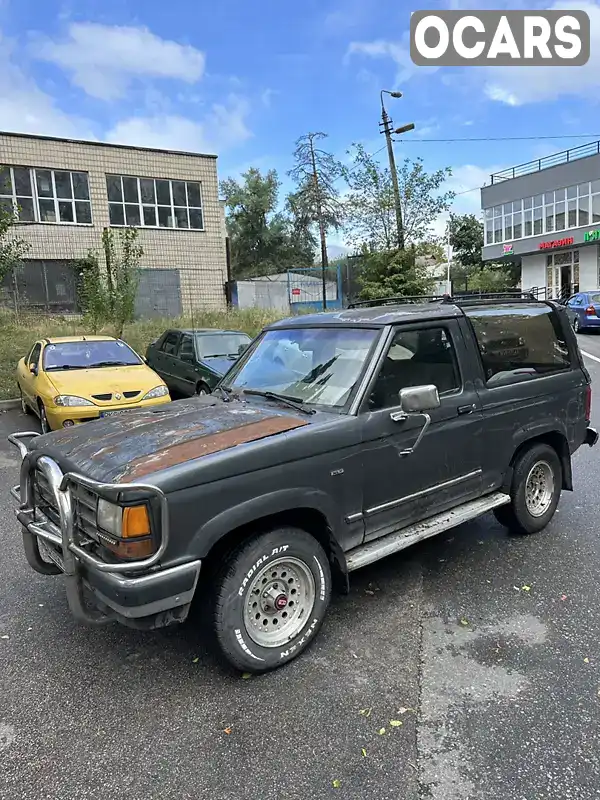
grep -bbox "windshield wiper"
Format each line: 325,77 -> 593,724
88,361 -> 135,368
45,364 -> 87,371
242,389 -> 316,415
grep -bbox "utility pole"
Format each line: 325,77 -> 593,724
307,134 -> 328,311
379,90 -> 415,251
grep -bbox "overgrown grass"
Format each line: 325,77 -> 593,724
0,307 -> 284,401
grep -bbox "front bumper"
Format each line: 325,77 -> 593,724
8,431 -> 200,628
45,394 -> 171,429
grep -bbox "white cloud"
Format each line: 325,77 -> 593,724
431,163 -> 507,238
347,1 -> 600,107
346,35 -> 440,84
32,22 -> 205,101
0,32 -> 94,138
483,1 -> 600,105
106,95 -> 252,154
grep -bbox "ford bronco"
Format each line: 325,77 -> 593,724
9,296 -> 597,672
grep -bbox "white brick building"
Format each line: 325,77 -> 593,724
0,131 -> 228,315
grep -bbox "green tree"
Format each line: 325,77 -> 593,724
76,228 -> 142,337
0,203 -> 29,285
358,246 -> 435,300
289,132 -> 344,272
447,213 -> 518,290
342,146 -> 454,251
76,251 -> 108,333
399,158 -> 455,244
447,213 -> 485,272
220,168 -> 315,278
103,227 -> 142,338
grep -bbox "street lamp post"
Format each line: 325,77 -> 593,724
379,90 -> 415,251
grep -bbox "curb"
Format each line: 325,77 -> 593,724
0,399 -> 20,411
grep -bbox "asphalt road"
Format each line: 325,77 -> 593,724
1,345 -> 600,800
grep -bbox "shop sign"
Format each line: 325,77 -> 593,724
584,229 -> 600,242
539,237 -> 574,250
502,243 -> 514,255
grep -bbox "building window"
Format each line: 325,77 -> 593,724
106,175 -> 204,230
0,166 -> 91,225
484,179 -> 600,246
0,166 -> 35,222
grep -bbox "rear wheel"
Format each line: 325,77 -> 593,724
494,443 -> 562,535
38,400 -> 51,434
573,316 -> 583,333
195,382 -> 210,396
213,528 -> 331,672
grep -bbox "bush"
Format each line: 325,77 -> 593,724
358,246 -> 435,300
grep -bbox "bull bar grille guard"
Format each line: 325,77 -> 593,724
8,431 -> 170,625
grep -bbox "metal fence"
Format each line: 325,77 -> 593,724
1,260 -> 227,320
491,140 -> 600,183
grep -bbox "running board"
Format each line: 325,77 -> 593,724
346,492 -> 511,572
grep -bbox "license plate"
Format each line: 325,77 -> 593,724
100,409 -> 133,417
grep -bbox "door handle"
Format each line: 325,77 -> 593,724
457,404 -> 476,415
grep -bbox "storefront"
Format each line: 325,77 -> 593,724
480,142 -> 600,298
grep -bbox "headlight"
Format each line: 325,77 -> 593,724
143,385 -> 169,400
54,395 -> 94,407
97,499 -> 151,539
97,498 -> 122,535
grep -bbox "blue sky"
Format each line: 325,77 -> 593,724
2,0 -> 600,245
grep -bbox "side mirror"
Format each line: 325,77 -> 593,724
399,384 -> 440,413
390,384 -> 440,457
29,364 -> 37,376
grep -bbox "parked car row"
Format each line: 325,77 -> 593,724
16,327 -> 251,432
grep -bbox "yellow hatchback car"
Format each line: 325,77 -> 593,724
17,336 -> 171,433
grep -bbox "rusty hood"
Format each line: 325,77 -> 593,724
27,397 -> 309,484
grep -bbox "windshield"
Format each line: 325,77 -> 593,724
197,333 -> 251,358
224,327 -> 378,409
43,340 -> 142,371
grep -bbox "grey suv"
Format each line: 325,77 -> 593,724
9,296 -> 597,673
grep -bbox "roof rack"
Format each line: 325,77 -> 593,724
348,295 -> 448,309
348,291 -> 539,309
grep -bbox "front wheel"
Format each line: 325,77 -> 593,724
38,401 -> 51,434
195,382 -> 210,396
494,443 -> 562,535
213,528 -> 331,672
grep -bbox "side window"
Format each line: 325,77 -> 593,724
177,334 -> 195,362
161,332 -> 179,355
28,343 -> 42,367
574,295 -> 584,306
369,327 -> 460,411
467,306 -> 571,384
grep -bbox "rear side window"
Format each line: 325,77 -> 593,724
161,332 -> 179,355
589,293 -> 600,304
467,305 -> 571,385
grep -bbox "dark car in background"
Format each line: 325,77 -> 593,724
146,328 -> 252,396
565,291 -> 600,333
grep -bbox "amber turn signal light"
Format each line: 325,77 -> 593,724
122,505 -> 151,538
